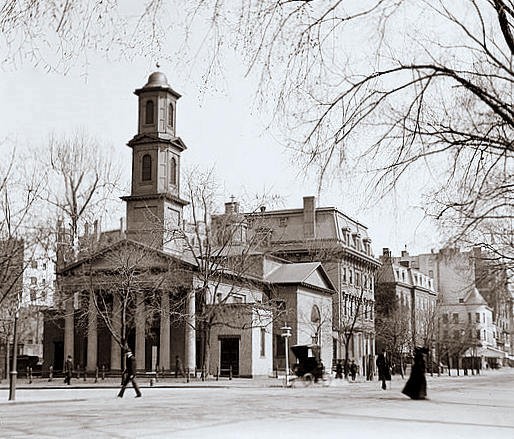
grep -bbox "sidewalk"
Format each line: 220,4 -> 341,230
0,375 -> 281,390
0,367 -> 510,391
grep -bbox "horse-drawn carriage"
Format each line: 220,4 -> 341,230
290,344 -> 330,386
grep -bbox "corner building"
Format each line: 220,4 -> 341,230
244,197 -> 380,376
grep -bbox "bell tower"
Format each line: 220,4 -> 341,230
122,71 -> 189,253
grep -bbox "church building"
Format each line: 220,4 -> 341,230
43,72 -> 336,378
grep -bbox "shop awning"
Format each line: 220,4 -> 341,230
464,346 -> 507,358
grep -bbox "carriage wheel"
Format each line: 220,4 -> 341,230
303,373 -> 314,386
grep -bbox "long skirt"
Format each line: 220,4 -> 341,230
402,371 -> 427,400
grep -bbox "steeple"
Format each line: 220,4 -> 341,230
122,71 -> 189,254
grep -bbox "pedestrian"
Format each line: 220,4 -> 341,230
349,360 -> 358,381
376,349 -> 391,390
118,350 -> 142,398
64,355 -> 73,385
175,355 -> 185,378
402,347 -> 428,400
335,359 -> 343,379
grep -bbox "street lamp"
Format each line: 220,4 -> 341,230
9,309 -> 19,401
281,324 -> 292,387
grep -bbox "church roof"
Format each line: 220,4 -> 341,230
134,71 -> 182,98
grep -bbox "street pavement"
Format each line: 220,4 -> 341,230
0,369 -> 513,438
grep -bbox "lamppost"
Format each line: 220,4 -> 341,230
9,308 -> 20,401
281,324 -> 292,387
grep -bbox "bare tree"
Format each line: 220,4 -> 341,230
165,166 -> 280,376
375,293 -> 412,378
181,0 -> 513,264
0,146 -> 45,382
335,287 -> 373,378
42,131 -> 121,262
0,1 -> 168,72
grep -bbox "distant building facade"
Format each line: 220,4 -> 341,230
396,247 -> 509,368
375,248 -> 438,361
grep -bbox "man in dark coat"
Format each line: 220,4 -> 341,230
349,360 -> 358,381
118,350 -> 142,398
402,347 -> 428,400
376,349 -> 391,390
64,355 -> 73,385
335,359 -> 343,379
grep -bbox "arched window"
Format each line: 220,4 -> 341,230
170,157 -> 177,185
142,154 -> 152,181
145,100 -> 154,124
168,103 -> 174,127
311,305 -> 321,323
311,305 -> 321,344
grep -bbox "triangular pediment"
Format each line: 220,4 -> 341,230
304,267 -> 333,290
58,239 -> 195,276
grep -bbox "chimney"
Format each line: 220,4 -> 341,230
303,196 -> 316,238
93,220 -> 101,240
260,205 -> 266,213
120,217 -> 125,237
382,248 -> 391,258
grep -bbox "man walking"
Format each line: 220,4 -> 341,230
64,355 -> 73,385
376,349 -> 391,390
118,350 -> 142,398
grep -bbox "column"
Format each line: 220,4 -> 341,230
184,289 -> 196,374
86,290 -> 98,372
64,291 -> 74,367
159,290 -> 170,370
135,292 -> 146,370
110,294 -> 121,371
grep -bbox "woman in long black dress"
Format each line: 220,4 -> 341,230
402,347 -> 428,400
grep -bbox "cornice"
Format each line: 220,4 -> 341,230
121,192 -> 189,206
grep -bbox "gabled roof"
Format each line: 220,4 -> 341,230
464,288 -> 488,306
264,262 -> 335,293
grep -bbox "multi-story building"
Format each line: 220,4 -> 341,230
397,247 -> 507,369
473,247 -> 512,357
242,196 -> 381,377
375,249 -> 438,361
19,245 -> 55,358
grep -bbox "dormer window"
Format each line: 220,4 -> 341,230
168,103 -> 174,127
145,100 -> 154,124
142,154 -> 152,181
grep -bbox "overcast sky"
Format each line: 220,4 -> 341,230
0,3 -> 444,258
